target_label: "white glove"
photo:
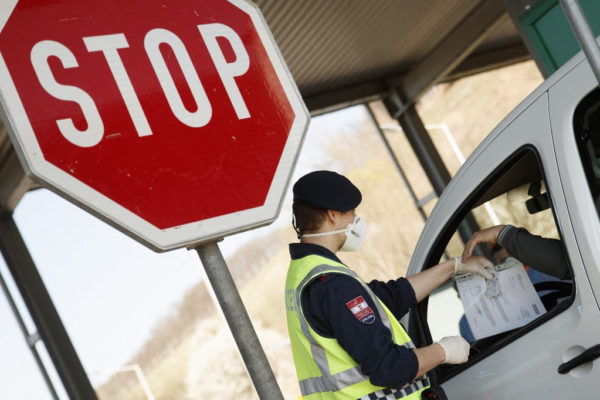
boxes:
[454,256,493,280]
[436,336,470,364]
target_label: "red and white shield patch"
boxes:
[346,296,375,324]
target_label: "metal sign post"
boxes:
[195,241,283,400]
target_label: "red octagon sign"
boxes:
[0,0,309,250]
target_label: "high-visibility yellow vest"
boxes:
[285,254,430,400]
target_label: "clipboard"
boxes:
[455,258,547,340]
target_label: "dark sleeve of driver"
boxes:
[303,275,418,388]
[498,225,571,280]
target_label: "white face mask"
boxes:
[302,215,367,252]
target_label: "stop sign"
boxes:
[0,0,309,250]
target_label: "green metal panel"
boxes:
[521,0,600,75]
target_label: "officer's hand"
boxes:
[461,225,505,262]
[454,255,494,280]
[436,336,470,364]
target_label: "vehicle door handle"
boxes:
[557,344,600,374]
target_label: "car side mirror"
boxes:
[525,181,550,214]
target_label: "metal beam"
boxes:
[443,43,531,82]
[394,0,509,103]
[0,213,97,400]
[365,104,429,222]
[0,148,32,212]
[384,91,451,196]
[0,265,59,399]
[304,80,386,116]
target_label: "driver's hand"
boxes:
[461,225,506,262]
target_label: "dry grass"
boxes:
[97,60,545,400]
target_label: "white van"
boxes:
[407,49,600,399]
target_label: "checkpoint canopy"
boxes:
[0,0,309,251]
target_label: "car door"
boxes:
[405,55,600,399]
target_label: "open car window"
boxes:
[420,148,575,382]
[574,88,600,216]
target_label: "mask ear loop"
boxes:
[301,227,347,238]
[292,214,301,239]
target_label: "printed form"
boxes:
[455,258,546,340]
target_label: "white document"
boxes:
[455,258,547,340]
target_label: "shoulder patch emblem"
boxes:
[346,296,375,324]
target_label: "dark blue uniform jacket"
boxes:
[289,243,419,388]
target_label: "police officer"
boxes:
[285,170,493,400]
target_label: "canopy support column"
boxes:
[0,213,97,400]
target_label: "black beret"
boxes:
[293,170,361,211]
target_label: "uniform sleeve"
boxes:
[367,277,417,320]
[498,225,571,280]
[302,275,418,388]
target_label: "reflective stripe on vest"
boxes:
[291,263,429,398]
